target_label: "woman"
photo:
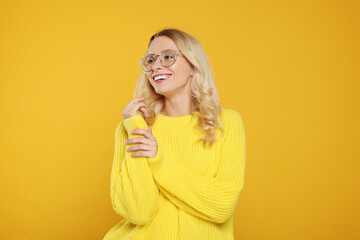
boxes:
[103,28,246,240]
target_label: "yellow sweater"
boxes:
[103,108,246,240]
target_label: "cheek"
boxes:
[176,67,192,81]
[146,74,152,82]
[175,61,193,77]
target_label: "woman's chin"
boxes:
[154,86,167,94]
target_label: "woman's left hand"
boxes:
[124,126,158,158]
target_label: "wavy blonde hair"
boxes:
[133,28,224,148]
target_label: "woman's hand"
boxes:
[122,97,149,120]
[124,126,158,158]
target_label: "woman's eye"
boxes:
[147,59,154,64]
[164,54,174,59]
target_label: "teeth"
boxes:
[154,75,170,81]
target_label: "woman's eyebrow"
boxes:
[148,49,176,55]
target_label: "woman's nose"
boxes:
[151,56,163,70]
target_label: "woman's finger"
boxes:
[132,101,146,110]
[125,137,150,145]
[139,106,149,118]
[130,151,152,158]
[131,129,155,140]
[131,97,145,102]
[134,102,147,112]
[126,144,152,152]
[127,97,145,108]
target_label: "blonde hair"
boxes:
[133,28,224,148]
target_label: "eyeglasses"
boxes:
[139,50,183,72]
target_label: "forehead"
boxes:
[147,36,179,55]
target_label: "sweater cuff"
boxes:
[123,114,148,137]
[147,144,169,177]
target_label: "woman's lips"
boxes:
[154,74,172,84]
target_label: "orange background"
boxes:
[0,0,359,239]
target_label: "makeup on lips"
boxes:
[153,74,172,84]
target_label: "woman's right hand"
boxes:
[122,97,149,120]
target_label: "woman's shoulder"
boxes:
[218,108,245,142]
[220,108,244,126]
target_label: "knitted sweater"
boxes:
[103,108,246,240]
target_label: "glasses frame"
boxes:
[139,50,183,72]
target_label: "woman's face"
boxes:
[145,36,194,97]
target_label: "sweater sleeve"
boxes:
[147,111,246,224]
[110,114,159,225]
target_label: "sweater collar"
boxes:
[155,112,199,129]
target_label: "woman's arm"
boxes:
[147,111,246,224]
[110,114,159,225]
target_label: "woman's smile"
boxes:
[154,74,172,84]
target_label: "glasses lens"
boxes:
[141,55,155,71]
[161,51,176,67]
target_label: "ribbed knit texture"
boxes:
[103,108,246,240]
